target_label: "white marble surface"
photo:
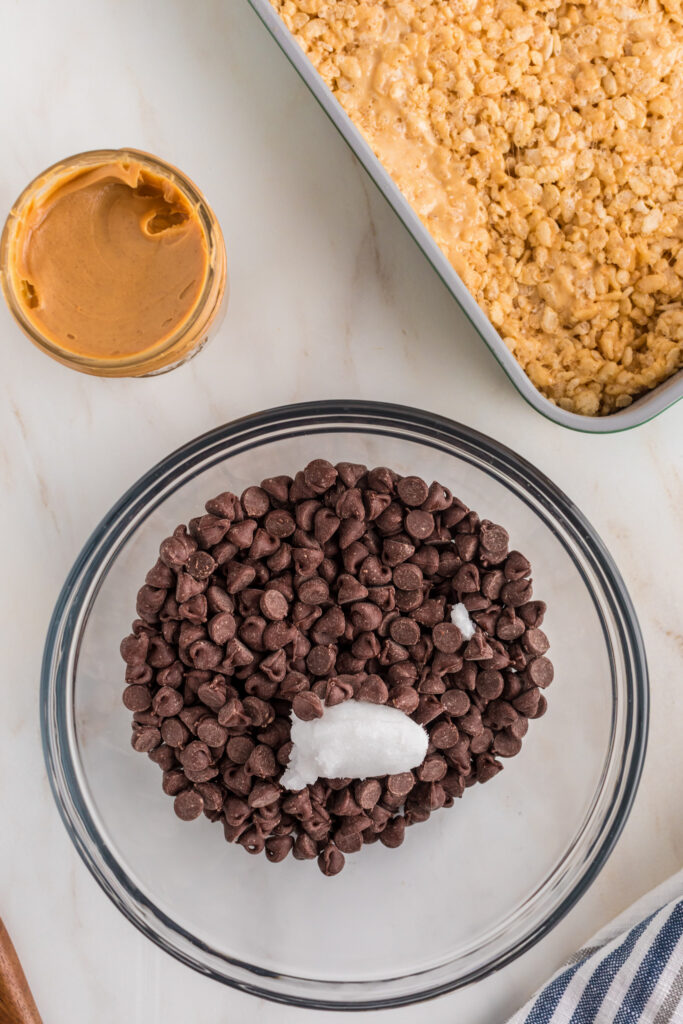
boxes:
[1,1,681,1021]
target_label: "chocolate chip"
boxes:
[163,769,188,796]
[393,563,423,591]
[179,740,211,772]
[442,500,468,528]
[380,816,406,848]
[145,560,175,589]
[454,534,478,562]
[265,835,293,862]
[120,633,150,665]
[512,687,540,716]
[532,694,548,718]
[354,778,382,810]
[476,670,504,700]
[522,628,550,656]
[335,829,363,854]
[311,607,346,643]
[430,721,460,749]
[318,843,345,876]
[454,563,480,594]
[396,476,429,507]
[479,520,509,563]
[504,551,531,580]
[123,685,152,712]
[389,617,421,646]
[509,715,529,740]
[243,696,274,727]
[357,675,389,703]
[160,717,189,748]
[440,689,470,716]
[174,788,204,821]
[131,725,161,752]
[205,492,241,520]
[293,833,318,860]
[298,577,329,605]
[432,623,462,653]
[240,486,270,519]
[159,527,197,569]
[492,731,523,757]
[152,687,184,718]
[246,744,277,778]
[458,706,484,736]
[224,563,256,594]
[186,551,216,581]
[413,695,444,726]
[258,589,288,621]
[265,509,296,538]
[417,756,447,782]
[292,692,324,721]
[412,598,445,628]
[463,633,493,661]
[525,657,554,688]
[191,515,231,548]
[136,585,167,622]
[322,677,352,707]
[496,608,525,641]
[339,519,366,551]
[239,829,266,855]
[304,459,338,493]
[366,466,396,493]
[409,546,439,576]
[307,644,337,676]
[518,601,546,627]
[386,685,417,714]
[196,717,228,747]
[358,556,392,587]
[382,538,416,566]
[126,662,154,686]
[259,475,291,504]
[333,574,365,605]
[469,728,493,754]
[248,782,281,808]
[475,753,502,783]
[363,490,391,521]
[501,578,534,607]
[405,510,435,540]
[485,699,518,731]
[336,488,365,521]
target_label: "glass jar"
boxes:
[1,148,227,377]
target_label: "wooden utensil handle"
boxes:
[0,919,42,1024]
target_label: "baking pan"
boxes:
[247,0,683,433]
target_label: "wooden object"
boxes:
[0,919,42,1024]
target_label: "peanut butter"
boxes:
[6,156,210,361]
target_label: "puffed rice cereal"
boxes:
[271,0,683,415]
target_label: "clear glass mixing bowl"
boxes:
[41,401,648,1009]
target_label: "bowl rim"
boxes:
[40,399,649,1010]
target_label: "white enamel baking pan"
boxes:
[247,0,683,433]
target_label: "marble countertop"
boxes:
[1,1,681,1021]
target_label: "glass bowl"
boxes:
[41,401,648,1009]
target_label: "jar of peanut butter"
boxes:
[1,149,227,376]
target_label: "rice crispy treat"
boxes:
[271,0,683,415]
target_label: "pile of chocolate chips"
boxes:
[120,460,552,875]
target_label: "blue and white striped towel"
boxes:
[507,871,683,1024]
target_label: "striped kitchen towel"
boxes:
[507,870,683,1024]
